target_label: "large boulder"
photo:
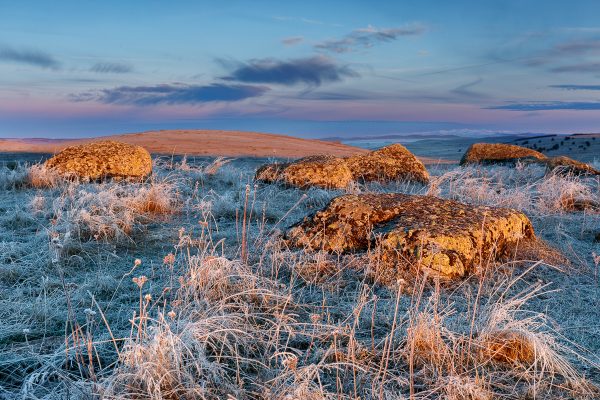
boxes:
[460,143,546,165]
[286,193,535,278]
[45,140,152,181]
[545,156,600,176]
[346,144,429,184]
[255,144,429,189]
[255,155,352,189]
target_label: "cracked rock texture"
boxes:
[45,140,152,181]
[286,193,535,278]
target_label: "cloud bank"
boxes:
[222,56,358,86]
[488,101,600,111]
[72,83,269,106]
[549,84,600,90]
[550,62,600,73]
[0,46,60,69]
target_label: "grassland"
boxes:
[0,154,599,399]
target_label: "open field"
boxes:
[0,151,599,399]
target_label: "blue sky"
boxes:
[2,0,600,138]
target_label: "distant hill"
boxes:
[342,132,599,163]
[510,133,599,163]
[0,129,369,159]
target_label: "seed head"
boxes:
[163,253,176,265]
[310,313,321,324]
[132,275,148,288]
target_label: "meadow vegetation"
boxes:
[0,155,599,399]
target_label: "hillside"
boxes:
[0,129,368,159]
[510,133,600,162]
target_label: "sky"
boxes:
[2,0,600,138]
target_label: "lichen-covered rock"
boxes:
[255,144,428,189]
[284,156,353,189]
[545,156,600,176]
[286,193,535,278]
[45,140,152,180]
[256,155,353,189]
[346,144,429,184]
[460,143,547,165]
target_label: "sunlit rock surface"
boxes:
[255,155,352,189]
[286,193,535,278]
[346,144,429,184]
[256,144,428,188]
[45,140,152,181]
[460,143,546,165]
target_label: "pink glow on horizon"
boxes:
[2,96,600,134]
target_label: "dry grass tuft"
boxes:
[27,164,65,188]
[407,311,451,368]
[477,329,535,365]
[203,156,232,175]
[293,252,340,284]
[101,255,293,399]
[129,180,180,215]
[441,375,493,400]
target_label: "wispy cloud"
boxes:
[516,39,600,70]
[90,62,133,73]
[296,90,369,101]
[550,62,600,73]
[221,56,358,86]
[272,16,341,27]
[315,24,426,53]
[551,39,600,56]
[71,83,269,106]
[549,84,600,90]
[487,101,600,111]
[0,45,60,69]
[561,27,600,34]
[450,78,489,99]
[282,36,304,46]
